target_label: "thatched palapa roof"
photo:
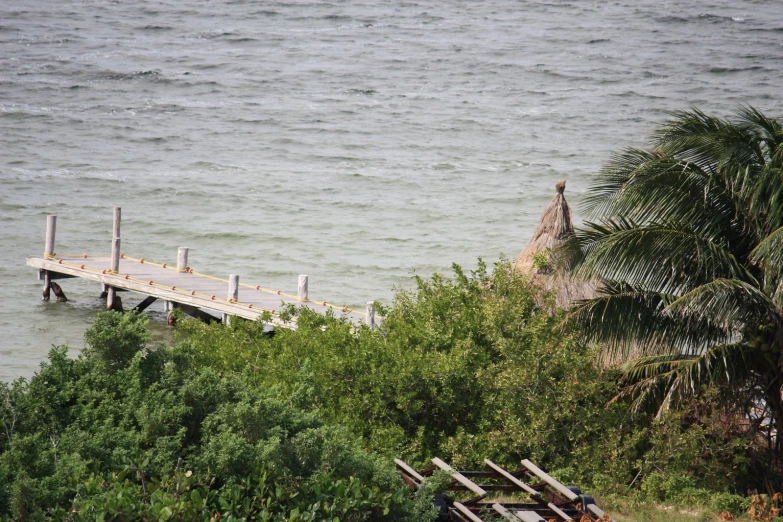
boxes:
[513,180,598,308]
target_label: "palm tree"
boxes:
[562,107,783,464]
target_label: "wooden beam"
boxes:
[42,272,51,301]
[520,459,578,502]
[514,511,545,522]
[39,270,76,280]
[44,215,56,258]
[484,459,541,498]
[432,457,487,500]
[133,296,158,313]
[449,485,536,492]
[394,459,425,483]
[177,303,220,324]
[492,503,521,521]
[453,502,484,522]
[547,503,573,520]
[450,511,473,522]
[166,302,177,326]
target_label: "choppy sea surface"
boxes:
[1,0,780,381]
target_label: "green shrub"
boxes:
[177,261,631,480]
[0,335,412,519]
[72,467,408,522]
[83,310,151,371]
[708,492,747,516]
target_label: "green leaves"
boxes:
[83,310,152,371]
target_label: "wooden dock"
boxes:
[26,208,376,329]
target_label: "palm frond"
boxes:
[665,278,774,332]
[565,282,732,359]
[750,226,783,303]
[654,108,763,171]
[749,165,783,235]
[735,105,783,155]
[566,107,783,430]
[582,150,740,235]
[569,219,752,294]
[581,148,670,215]
[611,343,755,415]
[751,225,783,276]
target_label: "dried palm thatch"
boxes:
[514,180,598,309]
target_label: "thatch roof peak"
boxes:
[514,180,573,273]
[514,180,597,308]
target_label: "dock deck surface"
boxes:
[27,254,367,327]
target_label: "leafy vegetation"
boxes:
[0,312,413,521]
[1,258,775,520]
[177,261,627,472]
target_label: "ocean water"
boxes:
[1,0,780,381]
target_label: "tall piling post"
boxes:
[42,215,57,300]
[365,301,376,330]
[177,247,189,272]
[223,274,239,324]
[298,275,308,301]
[107,207,121,311]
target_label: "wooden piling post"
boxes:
[107,206,121,311]
[223,274,239,324]
[298,275,308,301]
[44,215,56,258]
[42,215,56,300]
[365,301,376,330]
[177,247,189,272]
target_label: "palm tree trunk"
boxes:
[768,386,783,468]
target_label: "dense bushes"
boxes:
[177,261,630,473]
[0,313,413,520]
[0,261,776,519]
[177,262,769,495]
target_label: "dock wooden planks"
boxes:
[28,209,380,328]
[28,254,368,327]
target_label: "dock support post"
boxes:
[172,246,188,321]
[177,247,189,272]
[365,301,376,330]
[223,274,239,324]
[107,206,121,311]
[42,215,56,301]
[298,275,308,301]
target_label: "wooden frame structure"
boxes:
[395,457,615,521]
